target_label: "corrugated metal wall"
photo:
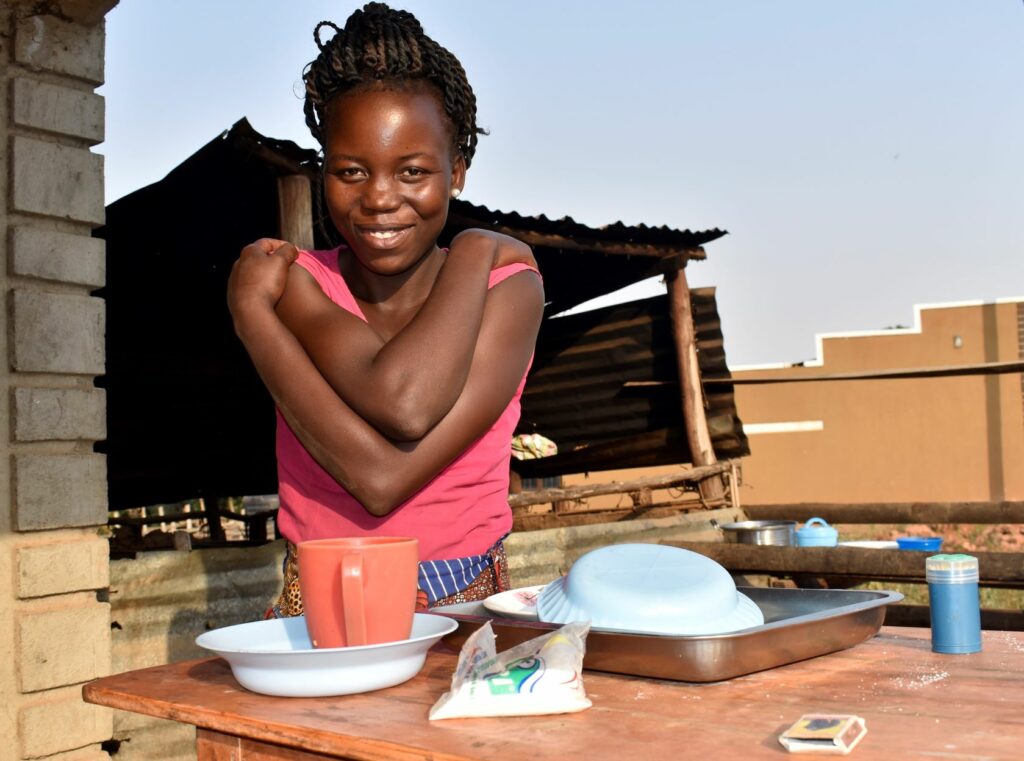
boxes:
[516,287,749,478]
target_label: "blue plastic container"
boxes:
[796,517,838,547]
[536,544,765,635]
[897,536,943,552]
[926,554,981,654]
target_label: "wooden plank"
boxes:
[745,501,1024,524]
[196,729,240,761]
[277,175,314,250]
[884,604,1024,632]
[512,504,718,533]
[84,630,1024,761]
[199,729,354,760]
[665,541,1024,583]
[507,460,735,508]
[665,260,724,501]
[205,497,226,543]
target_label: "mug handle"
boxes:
[341,555,367,647]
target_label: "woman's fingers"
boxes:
[228,238,301,315]
[240,237,293,258]
[270,241,300,265]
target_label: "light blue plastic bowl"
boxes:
[536,543,764,636]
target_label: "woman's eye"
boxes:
[401,167,429,178]
[335,167,364,180]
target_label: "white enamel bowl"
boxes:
[195,613,457,697]
[537,544,764,636]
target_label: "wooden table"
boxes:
[84,627,1024,760]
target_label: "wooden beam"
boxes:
[203,497,226,543]
[665,259,725,501]
[507,460,736,508]
[885,604,1024,632]
[513,507,743,534]
[277,174,314,250]
[513,505,727,533]
[665,541,1024,584]
[745,501,1024,524]
[625,359,1024,387]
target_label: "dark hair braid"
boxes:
[303,2,483,167]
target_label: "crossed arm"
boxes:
[227,231,544,515]
[274,229,533,440]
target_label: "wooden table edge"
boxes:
[83,657,476,761]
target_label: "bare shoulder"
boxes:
[453,227,532,254]
[275,257,335,329]
[485,263,545,324]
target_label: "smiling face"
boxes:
[322,84,465,276]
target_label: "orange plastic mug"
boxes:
[297,537,419,648]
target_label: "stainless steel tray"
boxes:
[438,586,903,682]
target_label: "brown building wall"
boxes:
[559,299,1024,508]
[734,299,1024,504]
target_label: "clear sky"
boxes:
[100,1,1024,366]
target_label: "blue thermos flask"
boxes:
[926,554,981,654]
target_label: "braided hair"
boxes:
[303,3,484,168]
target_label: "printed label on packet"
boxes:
[429,621,591,720]
[484,655,543,696]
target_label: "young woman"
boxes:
[227,3,544,614]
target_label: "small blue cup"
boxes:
[796,517,838,547]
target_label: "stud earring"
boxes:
[450,188,461,199]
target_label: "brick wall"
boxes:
[1,3,117,759]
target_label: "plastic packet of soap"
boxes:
[428,620,591,720]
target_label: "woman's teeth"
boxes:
[368,229,401,240]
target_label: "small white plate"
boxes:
[195,613,457,697]
[482,585,546,621]
[838,540,900,550]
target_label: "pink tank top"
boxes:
[275,248,537,561]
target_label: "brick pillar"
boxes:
[1,2,118,758]
[1018,303,1023,429]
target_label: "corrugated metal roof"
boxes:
[216,119,728,315]
[447,201,725,256]
[213,119,727,255]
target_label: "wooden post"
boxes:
[664,254,726,502]
[277,174,314,250]
[203,497,226,543]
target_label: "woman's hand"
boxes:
[227,238,300,318]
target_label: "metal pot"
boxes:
[715,520,797,546]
